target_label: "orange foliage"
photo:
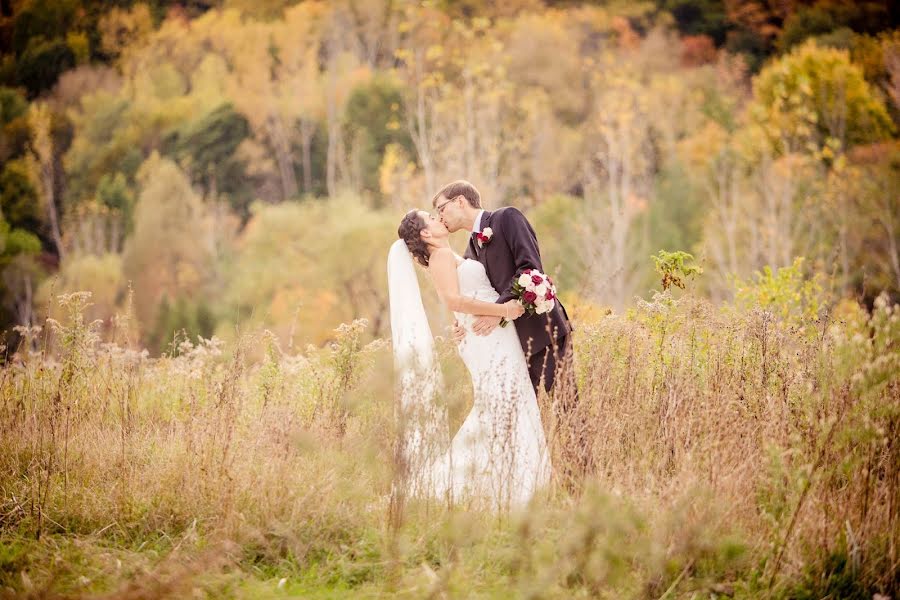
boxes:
[680,34,718,67]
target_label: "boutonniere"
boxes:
[476,227,493,248]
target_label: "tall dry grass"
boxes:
[0,284,898,598]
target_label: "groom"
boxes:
[432,180,577,402]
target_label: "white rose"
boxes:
[482,227,493,238]
[535,283,547,297]
[517,273,531,287]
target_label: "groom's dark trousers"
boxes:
[527,332,576,398]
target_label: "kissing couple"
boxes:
[388,180,581,510]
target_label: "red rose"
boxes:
[522,291,538,304]
[531,274,544,285]
[545,290,554,300]
[523,269,532,275]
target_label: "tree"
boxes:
[0,215,43,328]
[217,4,331,200]
[392,3,453,195]
[343,74,412,200]
[328,0,404,69]
[0,86,27,124]
[683,120,819,298]
[582,57,657,310]
[679,120,745,298]
[15,38,76,97]
[395,11,527,203]
[663,0,730,45]
[749,40,894,159]
[122,154,213,336]
[27,102,64,260]
[164,102,251,203]
[778,0,893,52]
[97,3,154,60]
[224,195,395,346]
[0,159,43,233]
[10,0,80,56]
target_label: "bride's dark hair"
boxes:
[398,210,431,267]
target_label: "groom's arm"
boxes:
[495,207,543,304]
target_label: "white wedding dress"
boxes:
[388,240,551,511]
[424,256,552,509]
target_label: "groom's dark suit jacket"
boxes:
[463,207,572,358]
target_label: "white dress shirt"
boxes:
[472,209,485,233]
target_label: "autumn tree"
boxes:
[122,154,213,338]
[582,56,657,309]
[748,40,894,160]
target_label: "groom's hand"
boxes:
[472,315,501,336]
[450,320,466,345]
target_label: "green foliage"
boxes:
[779,4,845,52]
[122,153,213,336]
[64,91,139,204]
[778,0,892,53]
[343,76,412,201]
[14,37,77,97]
[648,163,705,257]
[0,158,43,232]
[3,228,42,256]
[224,195,396,345]
[651,250,702,291]
[780,550,870,600]
[164,102,251,195]
[149,295,216,355]
[94,171,135,230]
[0,87,28,125]
[0,213,43,261]
[10,0,81,56]
[527,194,585,294]
[662,0,729,45]
[66,31,91,65]
[734,257,826,327]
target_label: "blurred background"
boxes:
[0,0,898,354]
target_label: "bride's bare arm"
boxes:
[428,248,524,319]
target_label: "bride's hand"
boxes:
[504,300,525,320]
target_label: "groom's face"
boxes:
[435,195,466,233]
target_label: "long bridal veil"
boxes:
[387,240,448,496]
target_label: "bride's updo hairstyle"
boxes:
[398,210,431,267]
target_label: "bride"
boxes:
[389,209,551,510]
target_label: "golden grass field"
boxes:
[1,283,898,598]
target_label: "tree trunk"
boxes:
[41,150,64,261]
[266,114,299,201]
[406,51,435,194]
[300,119,314,194]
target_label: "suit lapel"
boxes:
[466,210,492,260]
[475,211,493,278]
[465,233,478,260]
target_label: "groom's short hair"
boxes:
[432,180,481,209]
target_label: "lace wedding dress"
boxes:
[388,241,551,510]
[427,256,552,509]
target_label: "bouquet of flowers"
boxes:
[501,269,557,327]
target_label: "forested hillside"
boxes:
[0,0,898,352]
